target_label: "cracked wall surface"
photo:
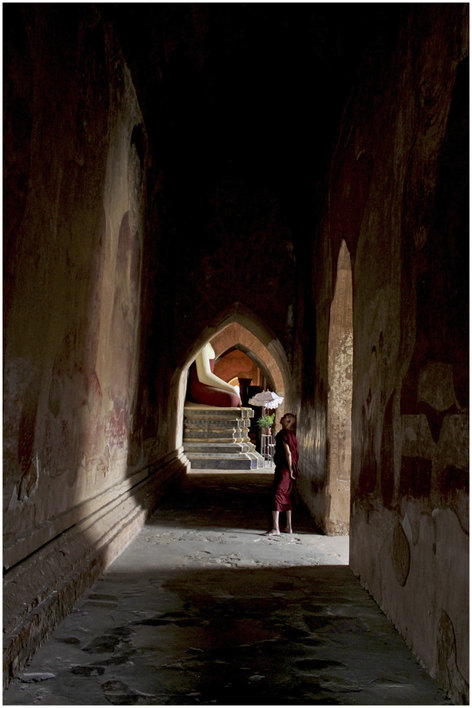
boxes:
[3,6,189,683]
[293,6,468,702]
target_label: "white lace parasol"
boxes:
[248,390,284,409]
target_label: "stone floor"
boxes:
[4,470,450,705]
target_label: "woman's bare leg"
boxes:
[264,510,280,535]
[284,510,293,533]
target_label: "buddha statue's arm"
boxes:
[195,343,240,396]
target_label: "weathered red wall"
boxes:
[213,350,260,386]
[3,7,298,681]
[295,6,468,702]
[3,6,188,682]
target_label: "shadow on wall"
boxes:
[2,9,182,685]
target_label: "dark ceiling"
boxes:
[104,3,409,236]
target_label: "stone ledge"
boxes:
[185,455,260,470]
[184,430,249,445]
[3,464,159,571]
[184,442,256,453]
[3,450,189,688]
[183,405,263,470]
[184,419,250,429]
[185,451,265,470]
[184,405,254,419]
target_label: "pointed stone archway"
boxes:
[211,322,285,401]
[173,303,292,452]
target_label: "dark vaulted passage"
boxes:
[3,3,469,704]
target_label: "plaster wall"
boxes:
[296,224,331,528]
[3,7,188,683]
[3,7,141,568]
[326,242,353,534]
[297,6,468,701]
[213,349,260,386]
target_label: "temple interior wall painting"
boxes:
[3,4,468,702]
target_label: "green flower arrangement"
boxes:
[256,413,275,430]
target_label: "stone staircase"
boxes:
[183,404,265,470]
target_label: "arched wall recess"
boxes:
[326,240,353,534]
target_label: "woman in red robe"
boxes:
[265,413,299,535]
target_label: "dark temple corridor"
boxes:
[4,472,450,705]
[3,3,468,705]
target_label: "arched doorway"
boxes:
[174,305,291,453]
[210,320,286,400]
[326,240,353,534]
[213,347,267,392]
